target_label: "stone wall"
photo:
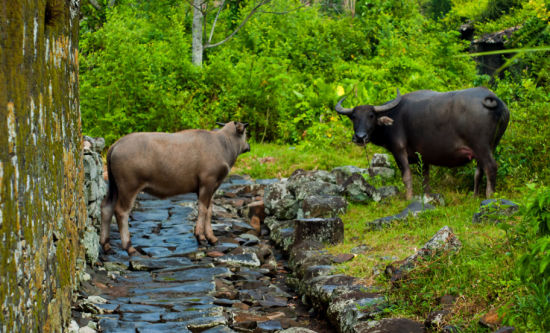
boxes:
[0,1,85,332]
[82,136,107,264]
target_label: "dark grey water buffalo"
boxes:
[335,87,509,199]
[100,121,250,255]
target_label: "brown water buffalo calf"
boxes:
[335,87,510,199]
[100,121,250,255]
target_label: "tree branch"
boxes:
[204,0,271,49]
[185,0,210,15]
[88,0,103,11]
[208,0,226,44]
[258,4,307,14]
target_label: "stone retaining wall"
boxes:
[82,137,107,264]
[0,1,85,331]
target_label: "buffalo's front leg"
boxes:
[422,164,431,194]
[394,150,413,200]
[196,184,215,244]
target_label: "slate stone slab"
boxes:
[264,182,299,220]
[473,199,519,223]
[331,166,369,185]
[131,281,215,296]
[366,201,435,230]
[354,318,425,333]
[130,209,169,222]
[257,320,283,332]
[135,199,173,210]
[137,323,191,333]
[294,217,344,246]
[154,267,232,282]
[388,226,461,283]
[298,195,348,219]
[215,253,261,267]
[342,173,376,202]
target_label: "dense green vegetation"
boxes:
[79,0,549,331]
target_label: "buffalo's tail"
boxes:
[483,95,510,149]
[104,145,118,205]
[482,96,498,109]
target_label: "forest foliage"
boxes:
[79,0,549,187]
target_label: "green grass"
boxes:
[234,143,536,331]
[231,141,372,179]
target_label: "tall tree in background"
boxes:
[191,0,272,66]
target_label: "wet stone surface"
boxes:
[72,176,333,333]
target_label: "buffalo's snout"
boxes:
[243,143,251,153]
[352,133,368,145]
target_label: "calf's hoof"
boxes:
[102,242,113,254]
[127,246,138,256]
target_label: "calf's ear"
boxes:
[235,122,246,134]
[377,116,394,126]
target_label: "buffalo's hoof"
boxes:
[195,234,208,247]
[102,243,114,254]
[207,235,218,245]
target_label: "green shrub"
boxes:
[503,185,550,331]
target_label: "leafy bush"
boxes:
[79,0,478,146]
[481,0,522,21]
[502,185,550,331]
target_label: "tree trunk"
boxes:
[192,0,204,66]
[0,0,86,331]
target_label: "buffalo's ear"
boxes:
[235,122,246,134]
[377,116,394,126]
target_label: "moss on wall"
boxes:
[0,0,85,331]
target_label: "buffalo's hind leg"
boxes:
[204,202,218,244]
[195,184,214,245]
[114,190,139,255]
[483,156,497,198]
[475,149,498,198]
[473,161,483,197]
[100,195,115,253]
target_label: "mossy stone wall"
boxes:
[0,0,85,331]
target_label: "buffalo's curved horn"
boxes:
[216,122,226,127]
[335,96,353,115]
[373,88,402,112]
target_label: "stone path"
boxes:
[72,176,332,333]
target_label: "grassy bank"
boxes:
[234,142,548,332]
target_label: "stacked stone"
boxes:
[82,136,108,264]
[264,154,398,252]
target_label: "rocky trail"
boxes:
[71,176,333,333]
